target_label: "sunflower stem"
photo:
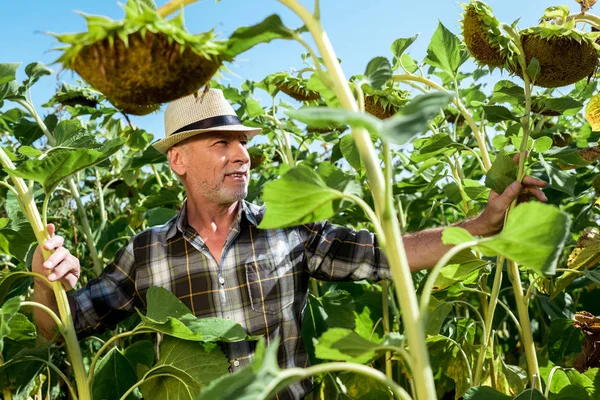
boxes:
[157,0,199,18]
[278,1,436,399]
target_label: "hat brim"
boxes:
[152,125,262,154]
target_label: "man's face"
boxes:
[170,131,250,205]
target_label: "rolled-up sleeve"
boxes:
[68,241,141,339]
[300,221,390,281]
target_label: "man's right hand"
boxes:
[33,224,80,290]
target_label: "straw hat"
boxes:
[152,88,262,154]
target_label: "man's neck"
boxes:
[185,196,241,240]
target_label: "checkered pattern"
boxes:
[68,201,390,399]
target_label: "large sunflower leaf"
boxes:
[140,336,229,400]
[225,15,295,59]
[259,165,347,229]
[92,348,138,400]
[5,137,125,194]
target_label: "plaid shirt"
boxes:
[68,200,390,399]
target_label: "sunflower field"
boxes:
[1,0,600,399]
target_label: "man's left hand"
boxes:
[473,176,548,236]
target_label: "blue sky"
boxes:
[1,0,555,142]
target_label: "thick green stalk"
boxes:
[473,256,505,385]
[0,148,91,400]
[278,1,436,398]
[382,281,393,378]
[501,23,542,390]
[16,99,103,275]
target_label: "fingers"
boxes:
[49,255,79,284]
[491,181,522,212]
[43,234,64,252]
[522,176,547,188]
[522,186,548,202]
[46,223,55,237]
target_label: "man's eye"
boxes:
[241,141,248,146]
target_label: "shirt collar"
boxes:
[165,199,265,240]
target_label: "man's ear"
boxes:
[168,146,187,176]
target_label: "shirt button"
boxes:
[233,360,240,367]
[226,316,231,319]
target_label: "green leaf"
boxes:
[53,119,94,148]
[424,22,467,77]
[301,294,329,365]
[547,318,585,364]
[92,348,138,400]
[399,54,419,73]
[0,297,20,352]
[479,202,571,275]
[433,252,489,291]
[545,368,599,399]
[18,146,42,158]
[0,63,20,86]
[286,107,380,134]
[315,328,404,364]
[259,166,346,228]
[0,227,34,263]
[340,134,363,172]
[140,190,180,210]
[5,138,126,194]
[6,313,36,343]
[307,73,341,108]
[514,389,546,400]
[140,336,229,400]
[380,91,453,144]
[485,151,518,194]
[391,34,419,59]
[425,297,452,335]
[364,57,392,90]
[123,340,155,371]
[22,62,51,92]
[145,286,193,322]
[442,227,476,245]
[12,118,44,146]
[198,338,298,400]
[527,58,541,82]
[490,81,525,105]
[483,105,520,123]
[534,137,553,153]
[225,15,295,59]
[141,287,253,342]
[146,208,178,226]
[129,145,166,169]
[0,271,33,305]
[539,154,576,197]
[463,386,511,400]
[411,134,457,163]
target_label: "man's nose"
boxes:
[232,141,250,164]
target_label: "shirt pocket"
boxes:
[245,258,293,315]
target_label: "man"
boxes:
[32,89,547,399]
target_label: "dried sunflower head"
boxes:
[511,19,600,88]
[461,1,514,68]
[51,0,227,108]
[44,82,100,108]
[363,87,410,120]
[267,72,321,102]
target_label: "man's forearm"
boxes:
[402,218,487,271]
[33,278,62,340]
